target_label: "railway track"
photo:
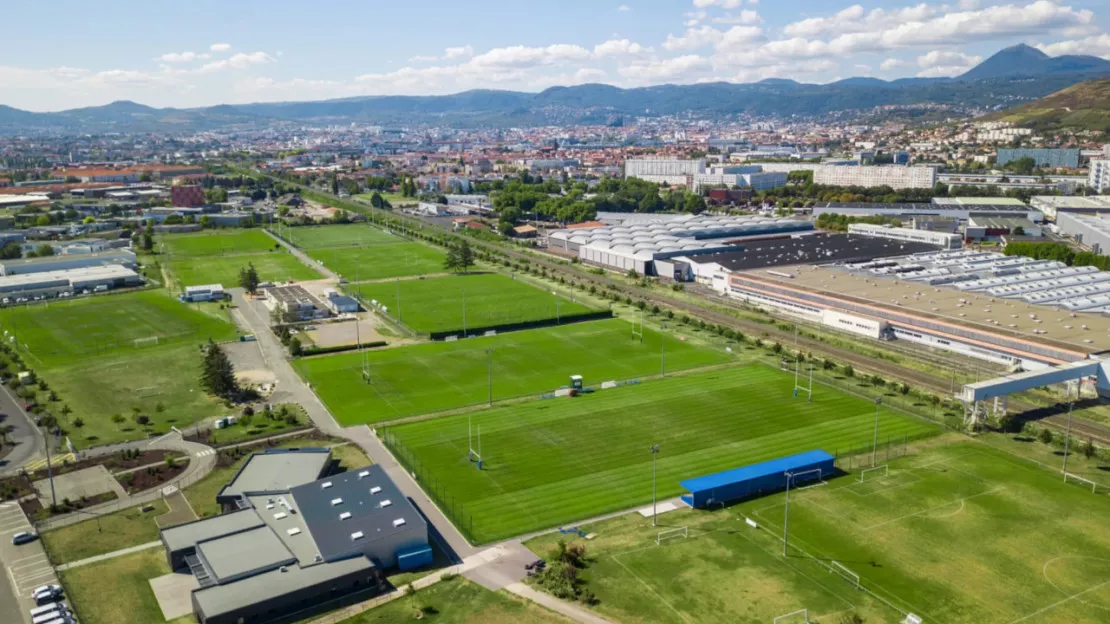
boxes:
[272,175,1110,444]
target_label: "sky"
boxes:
[2,0,1109,111]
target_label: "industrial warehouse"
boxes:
[158,448,430,624]
[0,248,141,301]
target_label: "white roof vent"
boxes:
[379,499,392,508]
[274,512,287,520]
[393,518,406,527]
[351,531,365,540]
[369,486,382,495]
[339,511,352,520]
[286,527,301,536]
[331,498,343,506]
[358,470,370,479]
[322,482,333,489]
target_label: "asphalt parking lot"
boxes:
[0,501,59,623]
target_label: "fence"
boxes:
[379,428,475,543]
[428,310,614,341]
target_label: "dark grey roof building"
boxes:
[159,449,431,624]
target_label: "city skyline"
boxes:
[2,0,1109,111]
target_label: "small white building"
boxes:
[182,284,227,303]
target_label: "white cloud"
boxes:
[469,44,591,69]
[593,39,653,58]
[853,64,872,74]
[879,58,910,71]
[1036,34,1110,59]
[693,0,744,8]
[157,51,210,63]
[209,43,232,52]
[443,45,475,60]
[712,9,763,25]
[199,52,275,73]
[618,54,711,82]
[618,4,632,11]
[664,26,725,51]
[915,49,982,77]
[684,10,707,27]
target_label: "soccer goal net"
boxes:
[773,609,810,624]
[831,561,861,589]
[133,336,160,348]
[858,465,889,483]
[1064,472,1099,493]
[656,526,688,545]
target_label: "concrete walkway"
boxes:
[265,229,340,281]
[506,583,614,624]
[54,540,162,571]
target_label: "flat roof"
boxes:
[247,494,319,565]
[198,525,295,583]
[192,556,374,618]
[218,448,331,499]
[160,509,265,553]
[291,465,426,563]
[739,264,1110,355]
[680,450,834,493]
[265,284,321,305]
[690,234,937,272]
[0,249,134,269]
[934,197,1028,206]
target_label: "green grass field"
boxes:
[338,576,568,624]
[360,273,600,335]
[526,437,1110,624]
[43,500,169,564]
[60,548,191,624]
[159,230,322,287]
[387,365,938,543]
[307,243,446,282]
[0,290,240,446]
[283,224,402,249]
[297,319,730,424]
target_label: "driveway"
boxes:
[0,383,45,476]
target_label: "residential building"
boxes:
[624,158,706,186]
[172,184,206,208]
[813,165,937,190]
[1090,159,1110,193]
[997,148,1081,169]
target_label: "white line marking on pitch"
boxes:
[862,487,1003,531]
[611,554,694,623]
[1007,579,1110,624]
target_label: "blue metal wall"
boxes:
[681,456,834,508]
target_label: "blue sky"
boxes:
[2,0,1109,111]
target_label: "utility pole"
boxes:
[872,397,882,467]
[650,444,660,527]
[1062,400,1075,478]
[42,425,56,508]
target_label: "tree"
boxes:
[288,336,303,356]
[1038,427,1054,445]
[457,240,475,273]
[443,246,461,273]
[141,233,154,252]
[0,243,21,260]
[238,262,260,294]
[73,417,84,428]
[34,244,55,257]
[135,414,150,427]
[110,413,124,429]
[1083,437,1096,459]
[200,340,239,399]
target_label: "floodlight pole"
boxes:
[462,288,467,337]
[872,397,882,467]
[650,444,660,527]
[808,364,813,403]
[660,323,667,377]
[396,279,402,324]
[782,471,792,556]
[486,348,494,407]
[42,425,56,508]
[553,291,561,324]
[639,308,644,343]
[1062,400,1075,479]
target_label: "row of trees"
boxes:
[1003,241,1110,271]
[443,240,476,273]
[815,212,903,231]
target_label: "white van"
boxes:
[29,603,63,619]
[32,612,69,624]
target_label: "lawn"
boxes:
[360,272,601,335]
[159,229,322,287]
[43,500,168,564]
[60,548,191,624]
[387,365,939,543]
[331,443,372,471]
[0,290,241,447]
[298,319,731,424]
[526,438,1110,624]
[338,576,569,623]
[283,224,402,249]
[307,242,446,282]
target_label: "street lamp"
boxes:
[650,444,660,527]
[871,397,882,467]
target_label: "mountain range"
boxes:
[2,44,1109,134]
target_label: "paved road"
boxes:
[228,288,477,560]
[265,229,340,281]
[0,383,45,476]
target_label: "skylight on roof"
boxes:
[322,481,333,489]
[339,511,352,520]
[331,497,343,506]
[274,512,287,520]
[286,528,301,536]
[393,518,406,527]
[369,486,382,495]
[358,470,370,478]
[379,499,392,508]
[351,531,364,540]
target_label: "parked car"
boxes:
[31,584,62,600]
[11,531,38,545]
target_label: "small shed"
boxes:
[679,450,834,508]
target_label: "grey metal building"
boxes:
[0,249,136,276]
[159,450,431,624]
[1057,212,1110,256]
[997,148,1081,169]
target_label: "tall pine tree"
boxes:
[200,340,239,399]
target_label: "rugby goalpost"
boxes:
[632,309,645,344]
[1064,472,1098,493]
[468,413,483,470]
[793,357,813,403]
[656,526,688,545]
[858,464,889,483]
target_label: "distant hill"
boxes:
[3,43,1110,133]
[983,78,1110,132]
[960,44,1110,80]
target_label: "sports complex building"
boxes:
[159,448,430,624]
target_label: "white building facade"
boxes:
[813,165,937,190]
[1090,159,1110,193]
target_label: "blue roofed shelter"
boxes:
[679,450,835,508]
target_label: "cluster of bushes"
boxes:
[531,541,597,606]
